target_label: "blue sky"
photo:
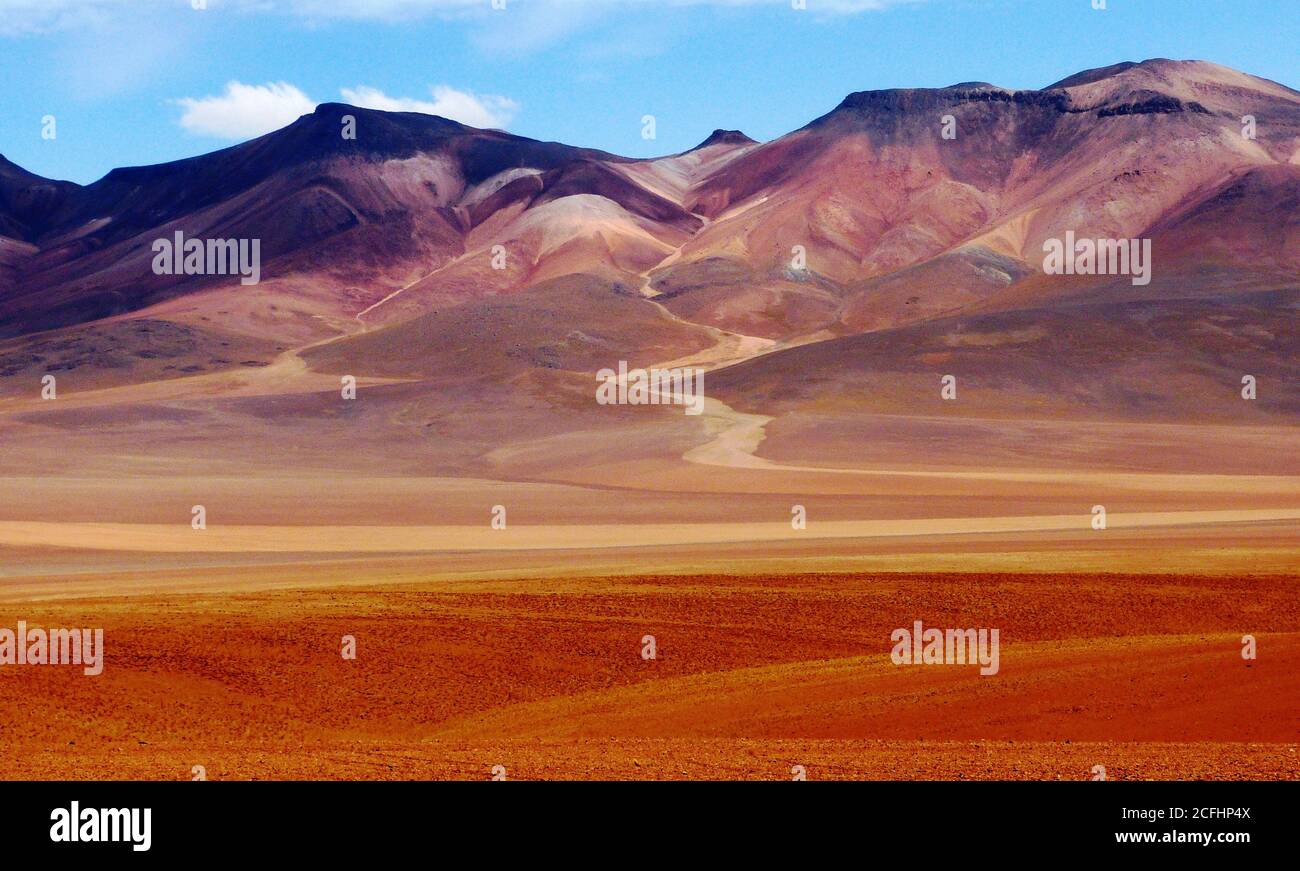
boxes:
[2,0,1296,184]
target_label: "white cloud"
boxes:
[173,81,519,139]
[175,81,316,139]
[339,85,519,128]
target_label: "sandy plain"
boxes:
[0,282,1296,780]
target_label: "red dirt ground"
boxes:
[1,571,1295,780]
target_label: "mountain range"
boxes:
[1,58,1297,425]
[3,58,1299,785]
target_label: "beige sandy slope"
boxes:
[667,330,1299,496]
[3,534,1297,603]
[684,396,1300,493]
[0,291,1293,589]
[0,328,413,413]
[1,508,1297,554]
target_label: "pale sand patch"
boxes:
[963,208,1039,260]
[1,508,1297,554]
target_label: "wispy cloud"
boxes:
[174,81,520,139]
[340,85,519,128]
[282,0,919,17]
[175,81,316,139]
[290,0,918,12]
[0,0,920,36]
[0,0,120,36]
[51,12,194,98]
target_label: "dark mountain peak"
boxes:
[312,101,360,117]
[810,85,1067,129]
[0,153,41,183]
[31,102,633,251]
[0,154,79,190]
[0,154,81,241]
[692,129,756,150]
[87,103,479,191]
[306,102,470,136]
[806,59,1271,131]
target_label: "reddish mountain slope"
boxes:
[659,60,1300,338]
[0,59,1296,426]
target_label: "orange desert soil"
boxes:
[1,571,1295,780]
